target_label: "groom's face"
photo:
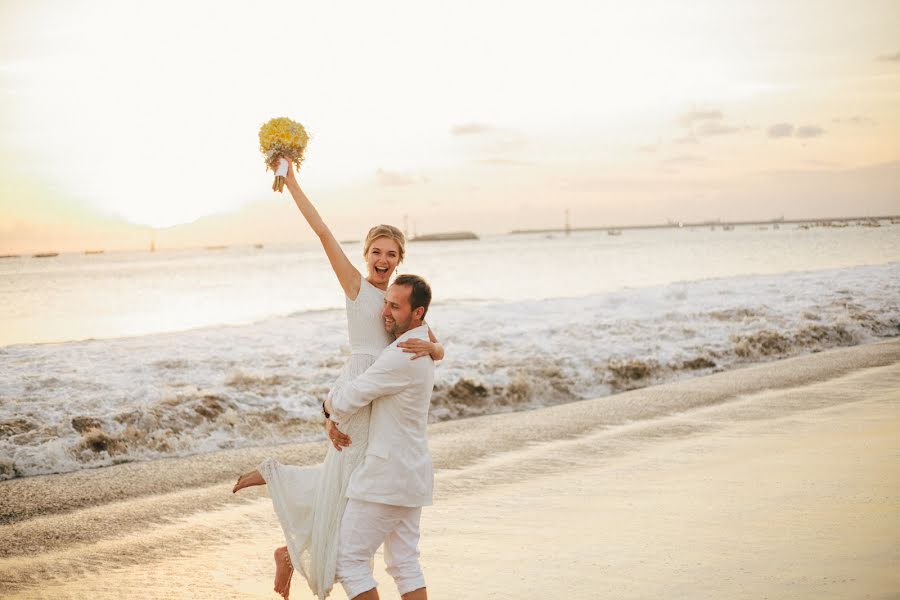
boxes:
[382,283,415,338]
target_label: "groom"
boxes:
[324,274,435,600]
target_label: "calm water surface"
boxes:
[2,224,898,346]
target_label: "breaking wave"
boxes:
[1,262,898,480]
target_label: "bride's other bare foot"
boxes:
[232,469,265,493]
[274,545,293,598]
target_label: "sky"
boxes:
[1,0,898,252]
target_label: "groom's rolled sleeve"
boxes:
[328,348,411,424]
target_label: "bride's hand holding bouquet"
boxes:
[259,117,309,192]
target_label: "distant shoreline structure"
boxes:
[411,231,479,242]
[511,215,900,235]
[3,216,896,258]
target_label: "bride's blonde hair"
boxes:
[363,224,406,263]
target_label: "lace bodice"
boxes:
[346,277,391,356]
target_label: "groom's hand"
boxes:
[325,419,352,451]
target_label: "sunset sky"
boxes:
[1,0,898,252]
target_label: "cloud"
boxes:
[801,159,841,169]
[876,51,900,62]
[452,123,529,161]
[679,110,723,128]
[677,108,743,138]
[768,123,795,138]
[662,154,706,166]
[833,115,876,126]
[450,122,496,136]
[767,122,824,139]
[795,125,824,138]
[375,168,422,187]
[695,121,741,137]
[674,134,699,145]
[472,158,534,166]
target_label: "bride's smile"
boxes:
[365,237,401,289]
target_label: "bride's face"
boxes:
[365,237,401,287]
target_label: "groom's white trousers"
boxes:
[336,498,426,598]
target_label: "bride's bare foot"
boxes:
[232,469,265,493]
[274,545,293,599]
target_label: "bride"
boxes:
[232,159,443,599]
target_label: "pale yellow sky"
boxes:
[1,0,898,252]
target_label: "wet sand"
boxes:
[1,339,899,599]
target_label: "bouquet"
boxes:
[259,117,309,192]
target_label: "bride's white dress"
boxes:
[258,278,391,598]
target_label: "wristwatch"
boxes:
[322,401,331,420]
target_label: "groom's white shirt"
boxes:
[328,324,435,508]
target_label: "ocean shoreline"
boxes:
[1,337,898,598]
[0,336,895,513]
[4,337,900,520]
[3,259,898,482]
[3,338,899,525]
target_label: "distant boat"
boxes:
[32,252,59,258]
[253,243,264,249]
[411,231,478,242]
[340,239,359,245]
[0,254,20,259]
[84,249,105,255]
[722,225,734,231]
[607,229,622,236]
[205,245,227,250]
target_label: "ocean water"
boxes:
[1,223,899,479]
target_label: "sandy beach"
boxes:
[2,339,899,599]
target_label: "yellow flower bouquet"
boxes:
[259,117,309,192]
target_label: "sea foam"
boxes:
[1,262,898,480]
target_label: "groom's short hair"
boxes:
[393,274,431,318]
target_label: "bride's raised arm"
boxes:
[283,161,362,299]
